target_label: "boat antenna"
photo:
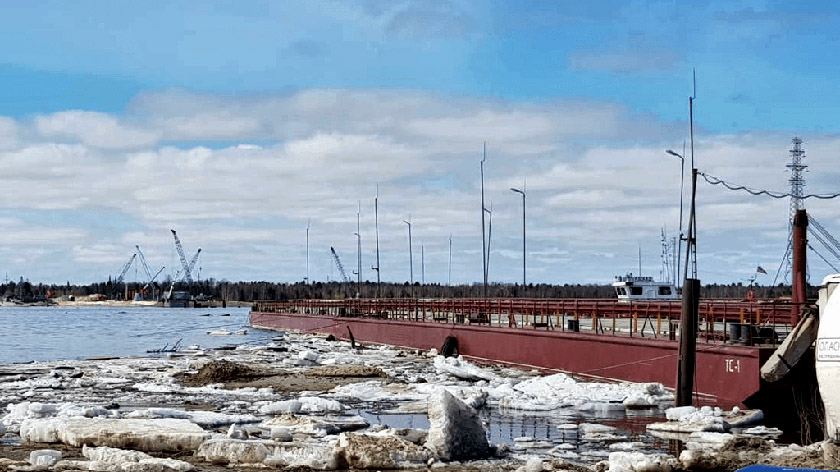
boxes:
[638,244,642,277]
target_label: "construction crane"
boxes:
[330,247,350,283]
[171,229,200,283]
[135,245,155,282]
[187,248,201,281]
[115,253,137,285]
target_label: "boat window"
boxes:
[615,287,626,296]
[659,286,672,295]
[630,287,643,296]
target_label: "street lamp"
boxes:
[305,219,310,284]
[510,187,526,287]
[403,218,413,287]
[665,148,685,286]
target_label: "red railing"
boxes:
[252,297,796,346]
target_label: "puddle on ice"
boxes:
[356,404,670,455]
[356,409,430,430]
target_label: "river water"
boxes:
[0,305,275,364]
[0,304,674,456]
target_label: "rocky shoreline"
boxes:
[0,331,836,471]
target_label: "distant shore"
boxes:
[1,299,252,308]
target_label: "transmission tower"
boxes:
[777,137,807,283]
[787,137,807,224]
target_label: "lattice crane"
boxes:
[115,253,137,285]
[171,229,200,283]
[330,247,351,283]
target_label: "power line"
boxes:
[809,243,840,272]
[699,172,840,200]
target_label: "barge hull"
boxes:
[250,310,772,407]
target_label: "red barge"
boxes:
[251,212,816,409]
[251,296,801,408]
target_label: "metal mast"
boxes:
[786,137,807,277]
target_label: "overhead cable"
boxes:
[699,172,840,200]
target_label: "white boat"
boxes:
[816,273,840,440]
[612,273,679,301]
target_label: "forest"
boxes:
[0,277,811,303]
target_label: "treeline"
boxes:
[0,278,812,302]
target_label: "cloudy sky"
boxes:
[1,0,840,286]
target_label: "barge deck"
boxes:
[251,297,798,407]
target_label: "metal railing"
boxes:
[252,297,797,346]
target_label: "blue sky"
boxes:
[1,0,839,285]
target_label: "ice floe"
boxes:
[0,328,826,471]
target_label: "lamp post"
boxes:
[665,149,685,287]
[305,219,310,284]
[403,218,413,287]
[356,201,362,297]
[510,187,526,287]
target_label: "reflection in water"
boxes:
[357,404,669,455]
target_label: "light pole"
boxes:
[373,185,381,297]
[480,143,488,297]
[403,218,413,287]
[665,148,685,287]
[448,234,452,286]
[356,201,362,297]
[510,187,526,287]
[354,232,361,298]
[305,219,310,284]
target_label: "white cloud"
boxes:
[0,89,837,284]
[35,111,160,150]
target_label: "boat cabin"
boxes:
[613,274,679,301]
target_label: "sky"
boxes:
[1,0,840,286]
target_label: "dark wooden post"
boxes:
[676,277,700,406]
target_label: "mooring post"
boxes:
[791,209,808,327]
[677,277,700,406]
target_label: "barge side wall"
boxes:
[250,311,766,407]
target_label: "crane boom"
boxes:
[135,245,154,281]
[187,249,201,279]
[116,253,137,284]
[330,247,350,283]
[171,229,194,283]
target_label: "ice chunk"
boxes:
[195,438,270,465]
[433,356,495,381]
[270,427,292,441]
[665,405,696,421]
[29,449,61,467]
[264,438,340,470]
[259,400,302,415]
[424,388,492,461]
[82,445,193,471]
[337,432,432,469]
[299,350,319,362]
[298,396,344,413]
[21,418,209,452]
[608,451,677,471]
